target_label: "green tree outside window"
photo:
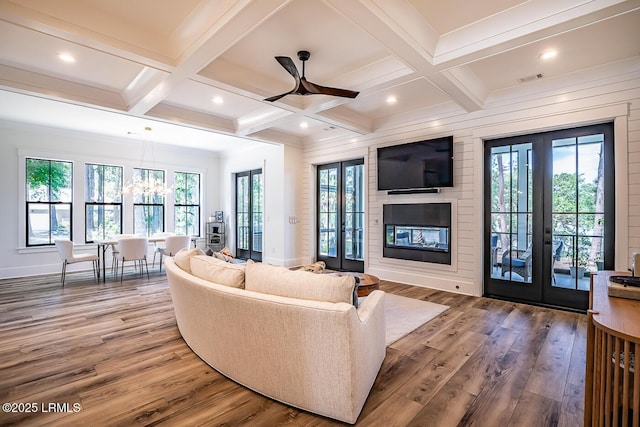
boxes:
[26,158,72,245]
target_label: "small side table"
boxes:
[332,272,380,297]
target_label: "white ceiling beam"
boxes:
[146,102,237,135]
[0,2,177,66]
[234,108,295,136]
[127,0,292,115]
[434,0,640,68]
[0,64,126,110]
[312,109,373,135]
[327,0,486,112]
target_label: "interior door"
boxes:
[317,160,364,272]
[484,123,614,311]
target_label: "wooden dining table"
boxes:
[95,236,198,282]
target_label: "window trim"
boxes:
[84,163,123,243]
[25,157,73,247]
[132,167,166,237]
[174,171,201,237]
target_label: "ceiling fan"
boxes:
[264,50,359,102]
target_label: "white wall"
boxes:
[301,72,640,297]
[220,142,304,266]
[0,121,221,279]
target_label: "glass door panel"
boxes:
[488,143,534,284]
[236,174,249,254]
[318,166,338,259]
[251,172,263,254]
[341,161,364,271]
[344,163,364,263]
[551,134,605,291]
[236,169,262,261]
[317,159,364,272]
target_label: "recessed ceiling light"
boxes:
[386,95,397,104]
[212,96,223,105]
[539,50,557,60]
[58,53,76,63]
[300,121,309,129]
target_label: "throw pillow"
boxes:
[299,261,326,273]
[173,247,205,274]
[245,261,356,305]
[190,255,246,288]
[219,247,234,259]
[213,251,233,263]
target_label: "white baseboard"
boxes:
[367,266,477,296]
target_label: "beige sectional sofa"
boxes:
[164,250,386,424]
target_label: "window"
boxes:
[174,172,200,236]
[85,163,123,242]
[132,168,165,236]
[26,158,73,246]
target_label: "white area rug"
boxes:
[383,293,449,346]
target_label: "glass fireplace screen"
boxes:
[385,225,449,252]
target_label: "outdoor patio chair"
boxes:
[501,244,532,281]
[551,240,564,283]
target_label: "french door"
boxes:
[236,169,262,261]
[317,159,365,272]
[484,123,614,311]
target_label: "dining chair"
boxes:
[54,239,99,286]
[111,234,135,275]
[151,232,175,266]
[156,235,191,272]
[115,237,149,282]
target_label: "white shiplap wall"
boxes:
[629,99,640,253]
[300,72,640,297]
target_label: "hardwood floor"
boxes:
[0,269,586,426]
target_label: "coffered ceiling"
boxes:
[0,0,638,152]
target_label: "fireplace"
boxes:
[383,203,451,265]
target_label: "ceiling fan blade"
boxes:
[274,56,300,81]
[301,79,359,98]
[264,92,289,102]
[265,53,358,101]
[264,57,303,101]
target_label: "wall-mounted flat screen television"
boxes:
[377,136,454,191]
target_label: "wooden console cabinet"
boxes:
[586,271,640,426]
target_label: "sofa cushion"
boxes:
[245,261,355,304]
[190,255,245,288]
[173,247,205,273]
